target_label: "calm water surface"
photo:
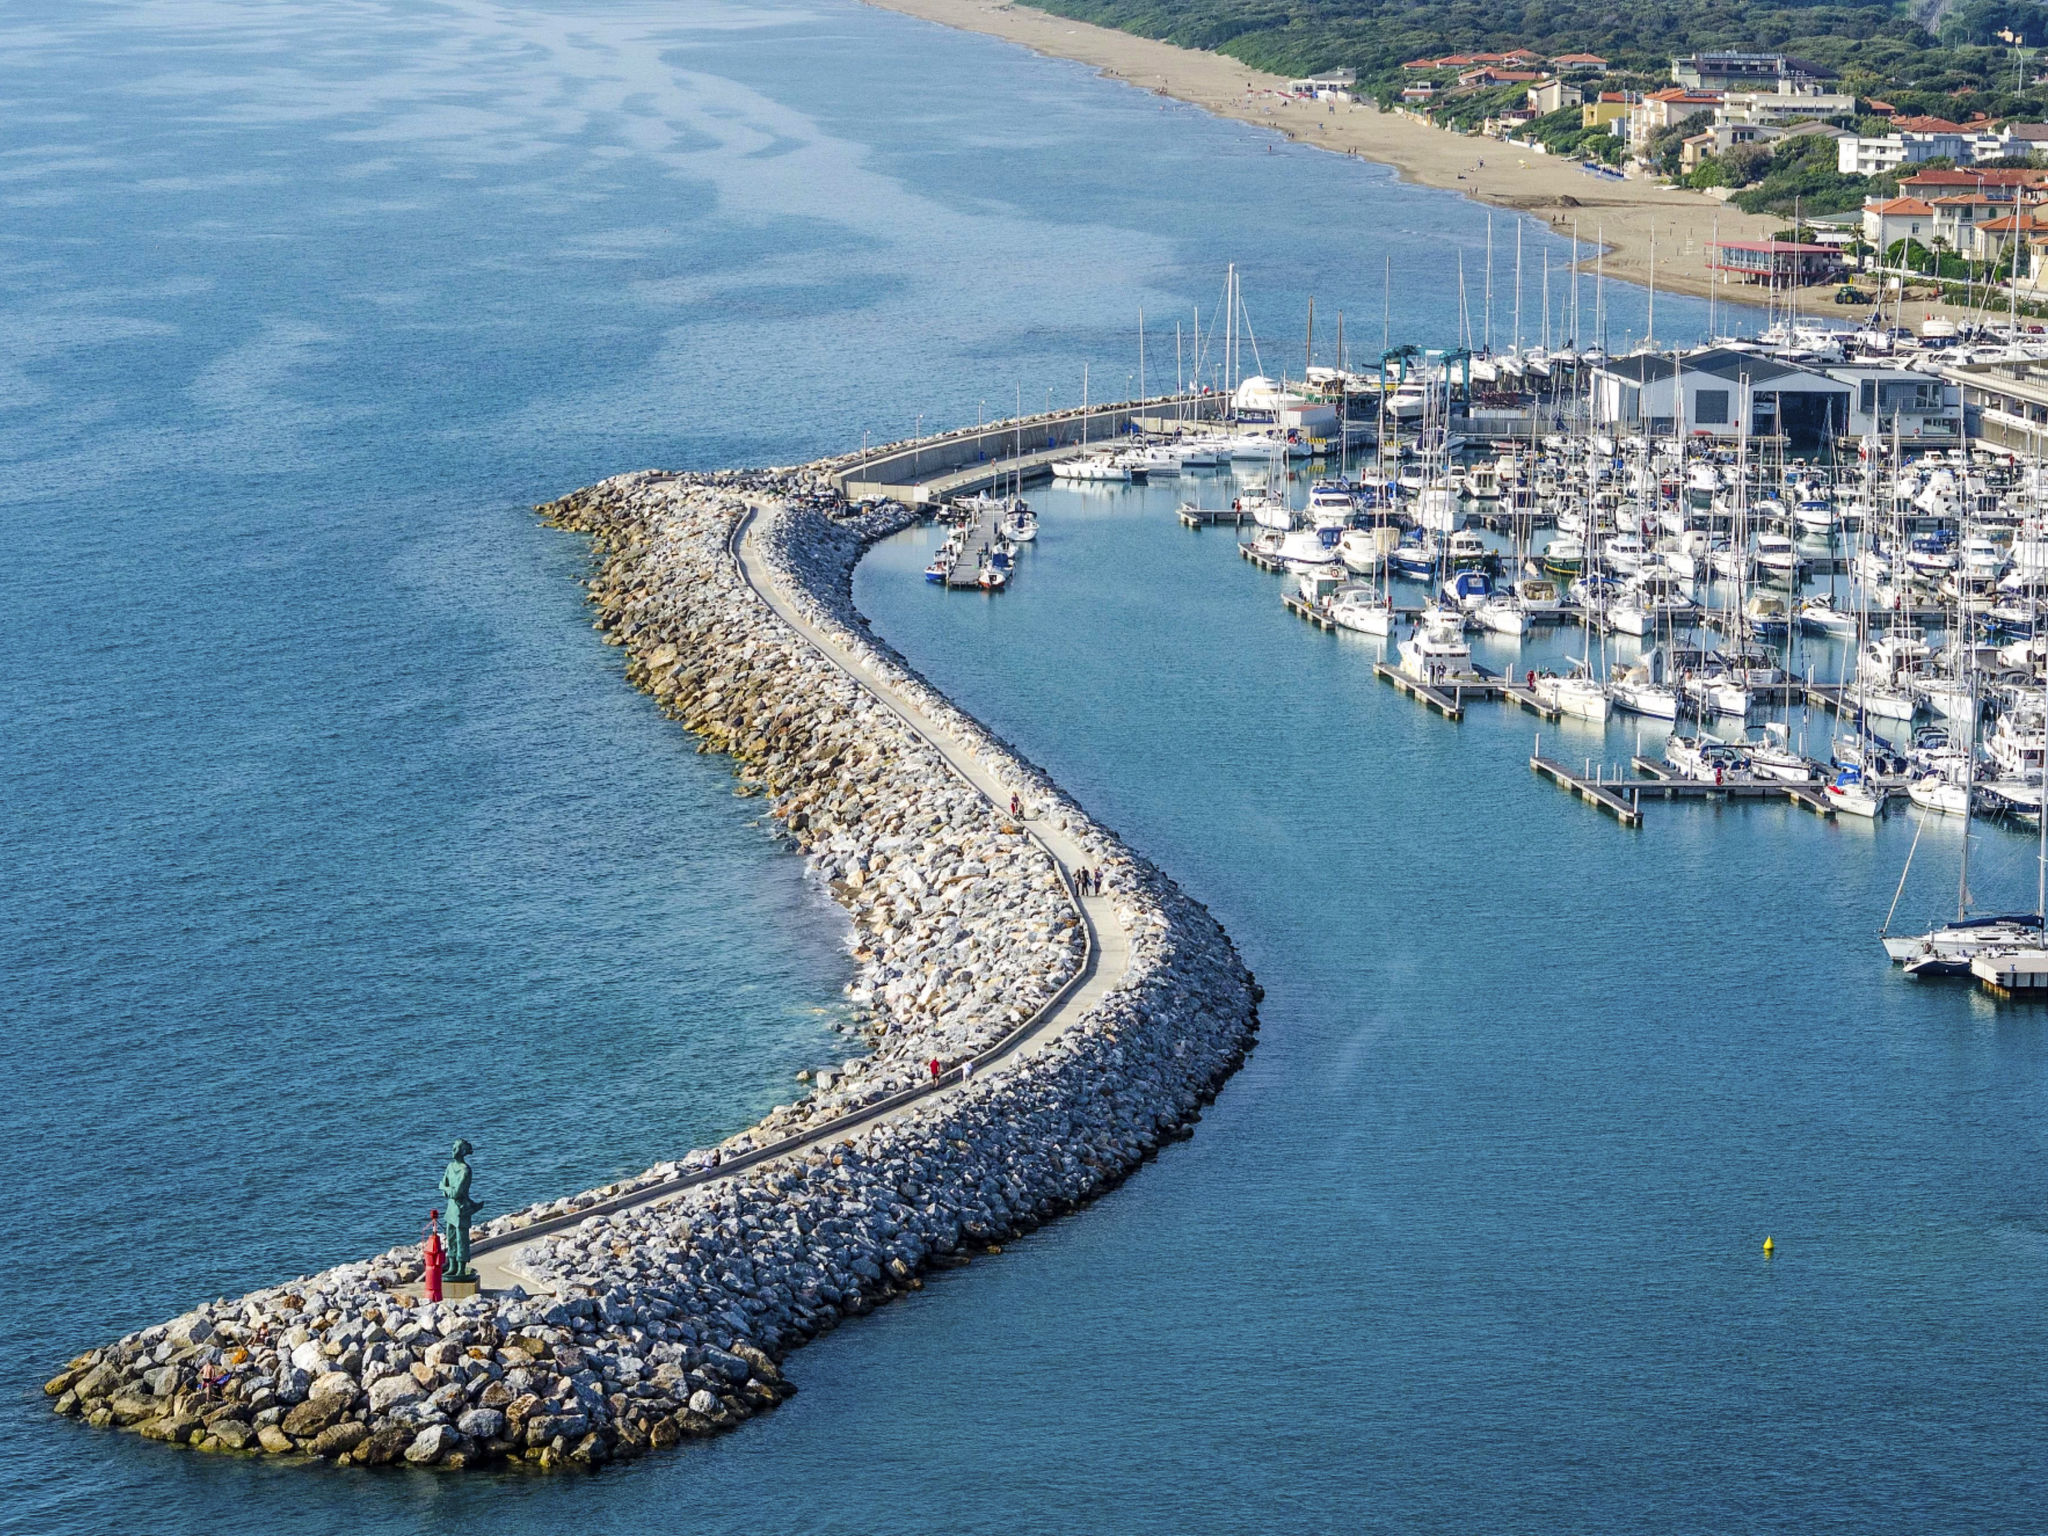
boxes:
[10,0,2040,1531]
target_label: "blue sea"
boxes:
[6,1,2045,1531]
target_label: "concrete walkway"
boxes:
[471,504,1131,1295]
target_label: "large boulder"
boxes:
[308,1421,369,1459]
[280,1392,349,1437]
[455,1407,504,1440]
[138,1413,201,1444]
[404,1423,462,1466]
[367,1375,423,1414]
[142,1365,184,1398]
[359,1425,414,1466]
[166,1313,214,1350]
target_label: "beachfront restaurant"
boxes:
[1707,239,1844,285]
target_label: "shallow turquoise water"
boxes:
[15,0,2043,1531]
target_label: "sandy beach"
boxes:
[861,0,1814,311]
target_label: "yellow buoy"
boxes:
[1762,1236,1775,1256]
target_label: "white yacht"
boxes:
[1608,648,1679,720]
[1745,722,1818,783]
[1328,582,1396,637]
[1534,667,1612,722]
[1052,455,1128,482]
[1396,607,1472,681]
[1278,528,1341,574]
[1664,732,1748,781]
[1337,526,1396,574]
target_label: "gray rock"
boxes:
[367,1374,423,1414]
[404,1423,461,1465]
[455,1408,504,1440]
[166,1314,213,1350]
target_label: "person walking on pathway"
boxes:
[929,1056,941,1081]
[961,1058,973,1082]
[1010,792,1020,817]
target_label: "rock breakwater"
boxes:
[47,466,1258,1472]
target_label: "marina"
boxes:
[34,0,2048,1524]
[877,290,2048,1003]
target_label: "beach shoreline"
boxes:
[859,0,1840,315]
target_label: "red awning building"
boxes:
[1708,239,1844,284]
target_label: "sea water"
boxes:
[11,0,2041,1532]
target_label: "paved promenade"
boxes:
[475,504,1131,1294]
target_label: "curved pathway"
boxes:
[473,503,1132,1295]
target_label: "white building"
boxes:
[1591,347,1959,444]
[1721,90,1855,125]
[1838,130,2022,176]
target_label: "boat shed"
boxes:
[1821,364,1961,444]
[1589,347,1852,444]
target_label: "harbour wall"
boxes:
[45,461,1258,1472]
[836,392,1226,501]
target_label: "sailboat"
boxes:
[1883,665,2045,972]
[1534,449,1611,722]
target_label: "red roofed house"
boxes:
[1550,52,1609,71]
[1974,206,2048,272]
[1862,196,1934,255]
[1898,167,2048,192]
[1460,67,1543,89]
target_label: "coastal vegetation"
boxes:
[1031,0,2048,212]
[1031,0,2048,115]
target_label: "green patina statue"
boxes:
[439,1139,478,1283]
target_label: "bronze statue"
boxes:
[438,1139,478,1283]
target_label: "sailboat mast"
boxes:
[1595,223,1606,355]
[1960,661,1979,922]
[1305,295,1314,386]
[1710,213,1718,339]
[1139,307,1146,405]
[1648,222,1657,349]
[1485,212,1494,354]
[1514,220,1523,356]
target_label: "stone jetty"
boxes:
[47,464,1258,1472]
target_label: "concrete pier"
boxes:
[834,392,1225,503]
